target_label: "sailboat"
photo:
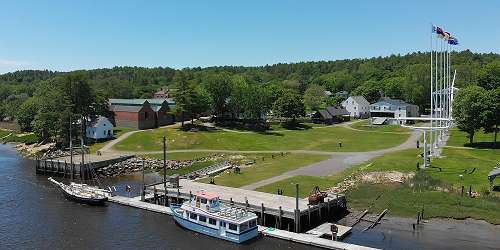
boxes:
[49,115,111,206]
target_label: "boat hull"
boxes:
[171,205,258,243]
[60,188,108,206]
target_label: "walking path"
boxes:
[240,129,421,190]
[100,120,421,191]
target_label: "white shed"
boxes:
[86,116,113,140]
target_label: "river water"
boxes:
[1,144,499,250]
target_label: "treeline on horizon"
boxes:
[0,49,499,144]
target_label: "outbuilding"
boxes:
[86,116,113,140]
[341,96,370,118]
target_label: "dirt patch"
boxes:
[329,170,414,194]
[361,171,415,184]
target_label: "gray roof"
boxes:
[371,98,416,108]
[326,106,349,116]
[109,98,176,107]
[110,105,143,112]
[351,96,370,106]
[318,110,333,119]
[89,116,111,127]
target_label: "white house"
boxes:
[86,116,113,140]
[370,98,419,125]
[341,96,370,118]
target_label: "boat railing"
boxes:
[217,206,249,220]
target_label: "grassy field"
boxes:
[113,124,409,152]
[350,120,410,133]
[89,127,135,153]
[348,183,500,224]
[0,129,38,144]
[143,152,215,161]
[255,129,500,224]
[447,129,498,148]
[198,153,330,188]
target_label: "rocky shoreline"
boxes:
[95,154,228,178]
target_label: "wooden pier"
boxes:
[34,154,134,179]
[107,194,377,250]
[145,179,347,233]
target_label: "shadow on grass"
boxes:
[463,142,499,149]
[279,122,313,131]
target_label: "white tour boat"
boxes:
[171,191,259,243]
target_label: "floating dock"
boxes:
[108,194,378,250]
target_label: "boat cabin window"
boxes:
[240,222,248,232]
[199,215,207,223]
[249,219,257,228]
[190,213,197,220]
[208,218,217,225]
[228,223,238,231]
[200,198,207,204]
[221,221,226,228]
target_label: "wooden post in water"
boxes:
[278,206,282,229]
[260,203,265,226]
[294,183,300,233]
[141,160,145,201]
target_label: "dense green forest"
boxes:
[0,50,499,143]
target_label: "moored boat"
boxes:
[49,177,110,206]
[171,191,259,243]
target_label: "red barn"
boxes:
[109,99,175,129]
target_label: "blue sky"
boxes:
[0,0,499,73]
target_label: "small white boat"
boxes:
[171,191,259,243]
[49,177,110,206]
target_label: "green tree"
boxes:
[452,85,487,144]
[477,60,500,90]
[482,88,500,146]
[227,75,248,119]
[172,71,194,127]
[303,84,326,111]
[273,92,305,122]
[16,97,39,131]
[352,80,383,103]
[242,85,271,122]
[191,85,211,121]
[204,72,232,121]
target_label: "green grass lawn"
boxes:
[255,129,500,224]
[350,120,410,133]
[0,130,38,144]
[113,124,409,152]
[447,129,497,148]
[143,152,215,161]
[89,127,135,153]
[198,153,330,188]
[347,183,500,224]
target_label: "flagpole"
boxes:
[430,24,434,156]
[434,31,438,149]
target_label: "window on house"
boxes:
[145,112,149,119]
[199,216,207,223]
[208,218,217,225]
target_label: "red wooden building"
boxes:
[109,99,175,129]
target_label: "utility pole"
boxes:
[163,136,168,206]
